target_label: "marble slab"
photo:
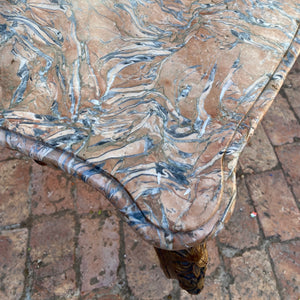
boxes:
[0,0,299,249]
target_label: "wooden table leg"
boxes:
[155,242,208,295]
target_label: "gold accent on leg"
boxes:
[155,242,208,295]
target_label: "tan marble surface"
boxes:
[0,0,300,249]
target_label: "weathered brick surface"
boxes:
[262,94,300,146]
[97,295,122,300]
[239,124,278,174]
[75,179,113,214]
[0,228,28,300]
[79,213,120,294]
[286,88,300,120]
[31,269,78,300]
[269,241,300,299]
[31,163,74,215]
[206,239,221,276]
[218,178,260,249]
[82,288,122,300]
[0,146,23,161]
[247,170,300,241]
[229,250,280,299]
[124,223,173,299]
[276,143,300,201]
[285,79,300,119]
[0,160,30,225]
[30,214,76,298]
[284,59,300,119]
[0,229,28,300]
[181,276,230,300]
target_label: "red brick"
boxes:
[98,295,122,300]
[32,268,78,300]
[283,65,300,88]
[30,214,75,281]
[82,288,122,300]
[75,179,113,214]
[0,160,30,225]
[218,178,260,249]
[269,241,300,299]
[284,73,300,119]
[79,213,120,294]
[206,239,221,276]
[239,124,278,174]
[0,146,23,161]
[246,170,300,241]
[276,143,300,200]
[283,58,300,119]
[0,228,28,299]
[124,223,172,299]
[290,57,300,73]
[229,249,280,299]
[31,163,74,215]
[262,94,300,146]
[181,276,229,300]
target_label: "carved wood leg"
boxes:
[155,242,208,295]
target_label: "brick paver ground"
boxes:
[0,59,299,300]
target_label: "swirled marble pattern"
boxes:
[0,0,300,249]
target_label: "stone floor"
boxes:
[0,58,299,300]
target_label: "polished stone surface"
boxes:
[0,0,300,249]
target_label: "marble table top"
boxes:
[0,0,299,250]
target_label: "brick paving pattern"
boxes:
[0,59,299,299]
